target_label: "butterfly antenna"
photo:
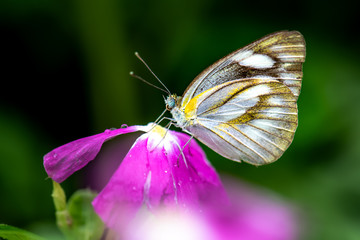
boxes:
[134,52,172,95]
[129,71,169,94]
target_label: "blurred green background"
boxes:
[0,0,359,239]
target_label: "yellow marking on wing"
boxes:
[184,79,272,119]
[183,92,201,119]
[183,84,228,119]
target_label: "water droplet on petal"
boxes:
[164,170,168,174]
[121,124,128,128]
[104,129,111,134]
[53,153,58,159]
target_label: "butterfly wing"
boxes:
[181,31,305,107]
[181,31,305,165]
[184,78,297,165]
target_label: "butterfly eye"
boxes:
[165,96,176,111]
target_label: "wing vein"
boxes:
[243,124,287,151]
[247,122,292,143]
[197,122,257,161]
[228,124,276,159]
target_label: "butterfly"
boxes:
[164,31,306,165]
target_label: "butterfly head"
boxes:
[165,94,181,111]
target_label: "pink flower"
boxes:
[43,123,227,228]
[123,178,299,240]
[44,123,300,240]
[208,178,299,240]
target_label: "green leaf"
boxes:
[0,224,46,240]
[52,181,67,211]
[66,189,105,240]
[51,181,105,240]
[52,181,71,234]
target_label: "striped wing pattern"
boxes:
[185,79,297,165]
[181,31,305,107]
[180,31,305,165]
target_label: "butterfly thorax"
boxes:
[165,94,189,129]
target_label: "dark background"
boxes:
[1,0,359,239]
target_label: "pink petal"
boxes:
[92,129,227,231]
[92,136,150,228]
[44,125,143,183]
[116,177,300,240]
[159,131,226,208]
[210,178,299,240]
